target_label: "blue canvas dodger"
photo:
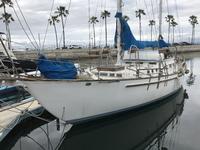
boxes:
[37,55,77,79]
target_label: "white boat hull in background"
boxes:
[23,75,182,123]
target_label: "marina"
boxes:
[0,60,200,150]
[0,0,200,149]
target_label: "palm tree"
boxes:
[149,20,156,42]
[55,6,69,49]
[123,15,130,22]
[189,15,198,44]
[165,15,174,43]
[171,19,178,44]
[0,0,14,50]
[89,16,99,48]
[48,15,60,49]
[101,10,111,48]
[135,9,146,41]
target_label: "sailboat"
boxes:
[0,34,33,107]
[0,34,37,73]
[19,0,187,123]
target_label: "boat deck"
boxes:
[0,98,43,142]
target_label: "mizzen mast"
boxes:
[116,0,122,65]
[158,0,163,40]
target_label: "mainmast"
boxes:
[116,0,122,65]
[158,0,163,40]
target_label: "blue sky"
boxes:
[0,0,200,49]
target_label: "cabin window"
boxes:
[147,70,150,74]
[116,74,122,77]
[136,62,143,64]
[152,69,154,73]
[100,73,108,76]
[110,73,115,77]
[149,62,157,65]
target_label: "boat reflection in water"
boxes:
[1,88,186,150]
[60,88,186,150]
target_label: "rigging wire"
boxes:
[150,0,158,40]
[143,0,153,40]
[14,0,40,51]
[166,0,172,43]
[154,0,160,38]
[98,0,106,47]
[94,0,100,17]
[174,0,183,42]
[166,0,170,15]
[135,0,138,7]
[42,0,56,50]
[94,0,101,47]
[12,7,38,50]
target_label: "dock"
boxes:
[0,98,43,142]
[13,45,200,60]
[13,48,117,60]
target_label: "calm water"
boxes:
[1,53,200,150]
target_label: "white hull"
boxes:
[23,75,182,123]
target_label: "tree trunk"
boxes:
[192,25,195,44]
[93,23,96,48]
[172,27,175,44]
[61,15,65,49]
[53,23,59,49]
[105,17,108,48]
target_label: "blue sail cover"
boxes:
[37,55,77,79]
[115,12,168,50]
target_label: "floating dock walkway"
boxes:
[0,98,43,142]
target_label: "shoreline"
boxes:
[13,45,200,60]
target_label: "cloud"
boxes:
[0,0,200,49]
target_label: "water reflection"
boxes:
[1,87,186,150]
[59,88,185,150]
